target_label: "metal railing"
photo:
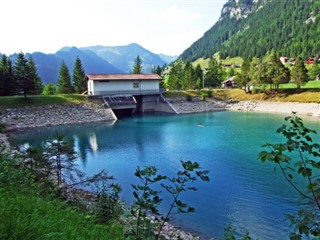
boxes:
[94,89,161,96]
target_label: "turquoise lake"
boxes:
[11,111,320,239]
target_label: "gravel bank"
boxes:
[1,103,116,131]
[168,97,320,118]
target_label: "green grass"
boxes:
[0,94,86,109]
[0,152,124,240]
[165,88,320,103]
[279,80,320,89]
[213,89,320,103]
[0,189,124,240]
[192,55,243,69]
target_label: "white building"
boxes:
[86,74,162,96]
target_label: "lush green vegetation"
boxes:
[164,88,320,103]
[259,114,320,239]
[0,150,124,240]
[181,0,320,61]
[0,130,209,240]
[0,94,86,109]
[0,189,124,240]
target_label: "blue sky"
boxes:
[2,0,227,56]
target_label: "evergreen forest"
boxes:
[181,0,320,61]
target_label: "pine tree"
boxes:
[132,55,143,74]
[193,64,204,89]
[14,52,31,99]
[72,56,86,94]
[182,61,194,90]
[0,54,14,96]
[291,57,309,90]
[57,61,73,94]
[27,55,43,95]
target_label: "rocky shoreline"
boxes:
[1,102,116,132]
[168,97,320,118]
[1,98,319,132]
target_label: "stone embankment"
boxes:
[1,102,116,131]
[167,97,227,114]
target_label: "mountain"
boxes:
[6,48,122,85]
[4,43,176,85]
[30,49,123,84]
[158,53,178,64]
[81,43,174,73]
[181,0,320,61]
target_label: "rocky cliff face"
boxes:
[220,0,269,20]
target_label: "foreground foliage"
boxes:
[128,161,209,240]
[0,151,124,240]
[259,114,320,239]
[0,132,210,240]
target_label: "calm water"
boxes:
[11,111,320,239]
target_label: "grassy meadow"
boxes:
[164,82,320,103]
[0,94,87,109]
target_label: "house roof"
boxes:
[222,76,236,83]
[85,74,162,81]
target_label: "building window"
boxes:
[133,82,139,88]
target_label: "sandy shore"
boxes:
[225,100,320,118]
[169,97,320,119]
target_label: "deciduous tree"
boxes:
[308,62,320,80]
[204,57,225,88]
[167,59,184,90]
[259,114,320,239]
[291,57,309,90]
[42,83,57,95]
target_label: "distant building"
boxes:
[222,76,237,88]
[280,56,289,65]
[306,58,316,65]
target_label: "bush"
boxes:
[42,83,57,95]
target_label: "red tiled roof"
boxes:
[86,74,162,81]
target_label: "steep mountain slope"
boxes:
[181,0,320,61]
[81,43,171,73]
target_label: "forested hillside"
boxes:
[181,0,320,61]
